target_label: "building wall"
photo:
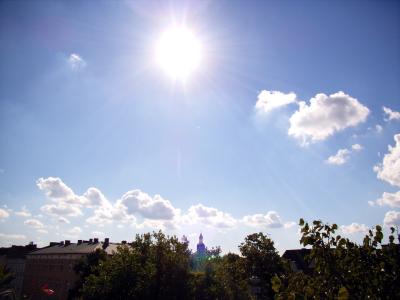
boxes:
[22,254,84,300]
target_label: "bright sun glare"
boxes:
[156,26,202,80]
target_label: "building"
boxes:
[196,233,206,257]
[0,243,37,297]
[282,248,312,273]
[22,238,119,300]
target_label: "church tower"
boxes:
[196,233,206,257]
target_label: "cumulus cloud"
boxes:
[374,134,400,187]
[340,223,368,234]
[383,211,400,227]
[242,211,285,228]
[68,226,82,235]
[326,149,351,165]
[255,90,297,114]
[0,209,10,219]
[351,144,363,151]
[24,218,44,229]
[15,206,31,217]
[184,204,237,228]
[36,177,293,232]
[372,191,400,208]
[326,144,362,166]
[118,190,179,220]
[69,53,86,70]
[383,106,400,122]
[37,177,107,219]
[41,203,83,217]
[37,177,87,205]
[288,91,369,144]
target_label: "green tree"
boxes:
[81,231,192,300]
[214,253,251,300]
[273,219,400,299]
[0,264,14,289]
[69,248,108,299]
[239,232,287,299]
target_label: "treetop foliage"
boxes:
[70,221,399,300]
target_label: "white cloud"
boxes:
[41,203,83,217]
[58,216,70,224]
[383,106,400,122]
[24,218,44,229]
[184,204,237,229]
[375,124,383,133]
[15,206,31,217]
[288,91,369,144]
[351,144,363,151]
[83,188,108,207]
[340,223,368,234]
[68,53,86,70]
[37,229,48,234]
[37,177,87,205]
[242,211,284,228]
[284,221,297,229]
[373,191,400,208]
[383,211,400,227]
[92,231,105,237]
[118,190,179,220]
[374,134,400,187]
[36,177,293,232]
[68,226,82,235]
[0,233,26,240]
[326,148,351,165]
[326,144,363,166]
[0,209,10,219]
[255,90,297,114]
[37,177,104,218]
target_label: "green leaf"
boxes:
[299,218,305,226]
[271,275,282,293]
[338,286,349,300]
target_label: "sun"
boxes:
[155,26,202,80]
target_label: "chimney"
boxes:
[121,240,127,245]
[65,240,71,246]
[49,242,58,247]
[77,240,82,245]
[94,238,99,244]
[60,241,64,245]
[104,238,109,245]
[89,238,93,244]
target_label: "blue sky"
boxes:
[0,0,399,253]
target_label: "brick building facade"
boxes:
[22,238,118,300]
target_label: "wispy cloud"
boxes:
[374,133,400,187]
[383,106,400,122]
[68,53,86,70]
[24,218,45,230]
[255,90,297,114]
[15,206,31,217]
[326,144,363,166]
[0,209,10,219]
[340,222,368,234]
